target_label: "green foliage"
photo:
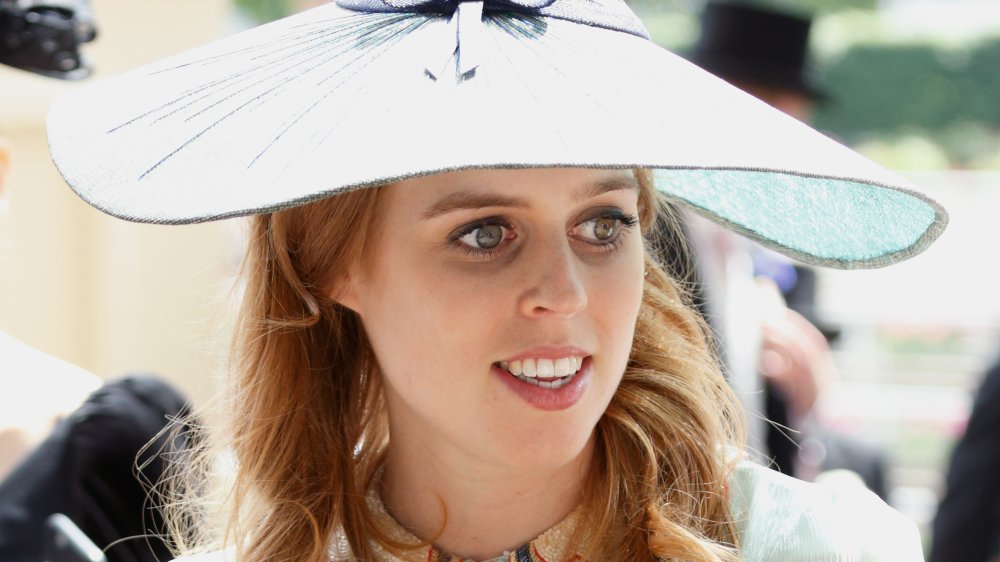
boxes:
[817,44,961,132]
[814,37,1000,166]
[234,0,291,22]
[629,0,877,15]
[715,0,875,16]
[961,39,1000,125]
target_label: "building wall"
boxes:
[0,0,238,407]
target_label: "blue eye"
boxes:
[459,224,506,250]
[451,218,515,257]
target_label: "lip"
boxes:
[492,356,592,411]
[499,346,590,363]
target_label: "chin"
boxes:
[491,416,598,471]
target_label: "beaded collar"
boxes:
[328,486,590,562]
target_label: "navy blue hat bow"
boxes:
[340,0,556,14]
[336,0,649,78]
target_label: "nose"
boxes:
[516,233,588,318]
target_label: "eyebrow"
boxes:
[421,174,640,220]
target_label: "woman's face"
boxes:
[338,168,646,469]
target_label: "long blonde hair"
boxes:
[165,169,746,561]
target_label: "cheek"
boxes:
[599,246,646,370]
[358,251,498,395]
[592,238,646,309]
[590,246,645,394]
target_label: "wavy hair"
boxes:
[164,169,746,561]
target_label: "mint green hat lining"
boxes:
[655,168,947,270]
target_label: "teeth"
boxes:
[536,359,555,377]
[499,356,586,384]
[554,358,570,377]
[522,358,537,377]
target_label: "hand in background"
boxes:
[758,306,835,422]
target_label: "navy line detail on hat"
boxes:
[337,0,649,79]
[110,13,410,134]
[105,1,670,185]
[125,13,425,180]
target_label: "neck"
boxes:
[380,432,593,560]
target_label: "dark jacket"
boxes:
[0,375,191,562]
[930,355,1000,562]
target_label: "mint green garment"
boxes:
[730,460,924,561]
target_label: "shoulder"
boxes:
[728,459,924,561]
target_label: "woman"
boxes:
[47,1,944,560]
[177,167,747,561]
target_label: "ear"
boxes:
[328,271,364,316]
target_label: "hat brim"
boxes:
[47,3,946,269]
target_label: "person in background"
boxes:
[0,376,192,562]
[689,1,826,121]
[756,263,889,498]
[930,351,1000,562]
[0,5,192,561]
[687,0,889,498]
[0,0,101,483]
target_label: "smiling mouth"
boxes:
[496,357,586,390]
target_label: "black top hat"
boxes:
[690,1,828,100]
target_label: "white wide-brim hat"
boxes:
[47,0,947,269]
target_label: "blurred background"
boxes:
[1,0,998,555]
